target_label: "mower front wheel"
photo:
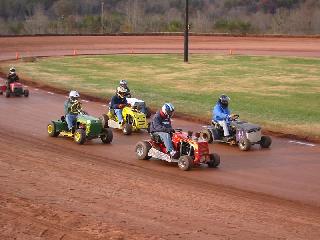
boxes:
[135,141,152,160]
[47,122,59,137]
[208,153,220,168]
[5,90,10,98]
[24,89,29,97]
[238,138,251,151]
[100,128,113,144]
[74,129,86,144]
[122,123,132,135]
[178,155,193,171]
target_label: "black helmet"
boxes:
[219,94,230,108]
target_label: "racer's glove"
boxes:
[118,104,125,109]
[167,128,175,134]
[230,114,239,120]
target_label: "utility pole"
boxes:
[101,1,104,33]
[184,0,189,62]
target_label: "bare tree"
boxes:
[24,4,50,34]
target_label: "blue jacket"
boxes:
[213,102,230,122]
[110,95,127,109]
[150,111,173,133]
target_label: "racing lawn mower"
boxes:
[101,104,149,135]
[135,129,220,171]
[0,82,29,98]
[48,102,113,145]
[201,114,272,151]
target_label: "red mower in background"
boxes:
[0,82,29,98]
[135,129,220,171]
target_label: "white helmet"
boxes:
[161,103,175,117]
[9,67,16,74]
[69,90,80,99]
[119,79,128,86]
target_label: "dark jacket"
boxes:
[150,111,173,133]
[110,95,127,109]
[7,74,19,84]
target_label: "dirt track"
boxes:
[1,36,320,239]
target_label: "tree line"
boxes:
[0,0,319,35]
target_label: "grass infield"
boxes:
[1,54,319,140]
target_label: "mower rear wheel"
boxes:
[238,138,251,151]
[122,123,132,135]
[208,153,220,168]
[200,129,213,143]
[100,128,113,144]
[101,114,109,128]
[145,107,152,118]
[47,122,59,137]
[74,129,86,144]
[135,141,152,160]
[260,136,272,148]
[178,155,193,171]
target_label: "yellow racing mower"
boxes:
[101,105,149,135]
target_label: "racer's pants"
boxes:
[155,132,174,153]
[114,109,123,124]
[218,120,230,136]
[66,114,78,130]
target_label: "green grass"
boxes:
[1,54,320,139]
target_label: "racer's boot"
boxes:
[169,150,179,159]
[223,135,234,142]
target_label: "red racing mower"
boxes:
[135,129,220,171]
[0,82,29,98]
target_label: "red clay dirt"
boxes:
[1,36,320,240]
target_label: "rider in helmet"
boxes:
[119,79,131,98]
[149,103,178,158]
[64,90,82,131]
[110,86,129,125]
[213,94,233,140]
[6,67,19,90]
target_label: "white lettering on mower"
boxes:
[289,140,315,147]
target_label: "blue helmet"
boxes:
[219,94,230,108]
[162,103,175,117]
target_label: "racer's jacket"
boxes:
[110,94,127,109]
[64,99,82,115]
[150,111,173,133]
[7,74,19,84]
[213,102,231,122]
